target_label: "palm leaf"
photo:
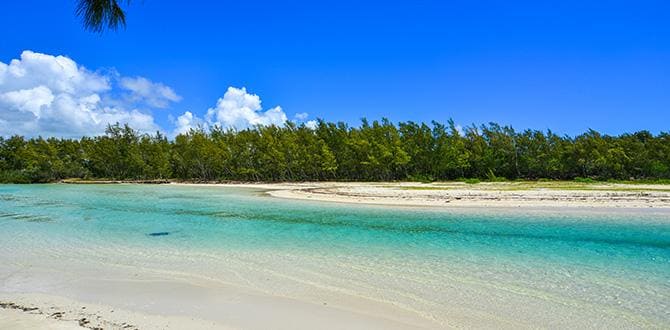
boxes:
[75,0,128,32]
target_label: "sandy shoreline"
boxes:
[174,181,670,210]
[0,271,436,330]
[0,306,83,330]
[0,293,234,330]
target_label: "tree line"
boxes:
[1,119,668,183]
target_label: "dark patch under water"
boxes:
[147,232,170,237]
[0,212,53,223]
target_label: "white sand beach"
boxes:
[183,181,670,210]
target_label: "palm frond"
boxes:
[75,0,128,32]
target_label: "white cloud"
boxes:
[172,87,301,136]
[0,51,109,96]
[305,120,318,129]
[0,50,178,137]
[294,112,309,121]
[1,52,306,138]
[173,111,208,135]
[293,111,318,129]
[204,87,288,130]
[120,76,181,108]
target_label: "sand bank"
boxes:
[0,304,82,330]
[0,269,435,330]
[198,181,670,209]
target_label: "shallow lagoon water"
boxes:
[0,184,669,327]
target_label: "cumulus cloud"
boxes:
[173,111,208,135]
[294,112,309,121]
[0,50,179,137]
[293,112,318,129]
[174,87,290,135]
[120,76,181,108]
[1,51,309,138]
[206,87,287,129]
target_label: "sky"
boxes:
[0,0,668,137]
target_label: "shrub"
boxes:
[574,177,595,183]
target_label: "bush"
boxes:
[407,174,435,183]
[486,169,507,182]
[574,177,595,183]
[0,170,31,183]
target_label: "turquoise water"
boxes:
[1,184,669,327]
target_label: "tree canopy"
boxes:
[1,120,668,183]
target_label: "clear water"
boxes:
[1,184,669,327]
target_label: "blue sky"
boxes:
[1,0,668,136]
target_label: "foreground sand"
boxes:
[1,243,437,330]
[0,293,235,330]
[185,181,670,210]
[0,306,82,330]
[1,276,433,330]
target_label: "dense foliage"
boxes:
[1,120,669,183]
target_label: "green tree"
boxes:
[1,119,668,183]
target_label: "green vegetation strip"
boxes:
[1,120,668,183]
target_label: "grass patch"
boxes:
[400,186,452,190]
[574,177,596,183]
[399,180,670,192]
